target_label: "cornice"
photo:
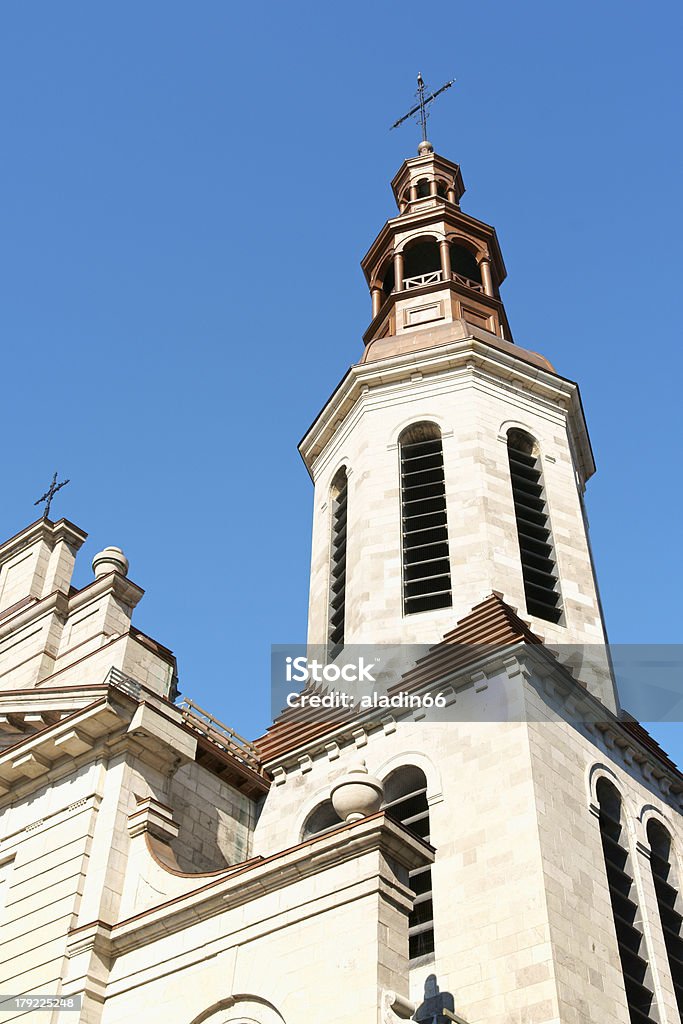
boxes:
[67,570,145,614]
[0,683,202,802]
[518,644,683,808]
[0,572,144,649]
[0,589,70,642]
[0,695,129,797]
[299,334,593,480]
[260,642,682,812]
[101,812,433,955]
[0,518,87,564]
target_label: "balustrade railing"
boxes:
[403,270,443,289]
[452,271,485,293]
[400,269,486,294]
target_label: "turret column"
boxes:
[393,251,404,292]
[371,287,383,318]
[439,240,452,282]
[479,255,494,297]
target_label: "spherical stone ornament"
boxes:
[417,139,434,155]
[92,546,129,578]
[330,761,384,823]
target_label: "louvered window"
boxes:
[597,780,657,1024]
[400,424,452,616]
[507,429,562,624]
[383,766,434,961]
[328,469,348,659]
[647,820,683,1014]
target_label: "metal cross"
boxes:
[391,72,456,143]
[34,471,70,520]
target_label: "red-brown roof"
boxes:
[255,593,542,763]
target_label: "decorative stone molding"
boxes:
[92,546,129,579]
[330,762,383,822]
[127,797,179,842]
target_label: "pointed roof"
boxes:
[387,592,544,697]
[254,593,543,763]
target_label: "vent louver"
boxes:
[400,429,452,616]
[598,781,657,1024]
[647,820,683,1015]
[328,470,348,659]
[507,430,562,624]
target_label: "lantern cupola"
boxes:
[362,143,512,346]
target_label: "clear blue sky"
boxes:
[0,3,681,761]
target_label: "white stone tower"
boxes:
[302,139,614,706]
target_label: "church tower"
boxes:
[1,106,681,1024]
[302,136,613,706]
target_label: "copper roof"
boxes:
[255,593,543,763]
[361,320,556,372]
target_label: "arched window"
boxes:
[399,423,452,615]
[416,178,430,198]
[328,469,348,658]
[507,429,562,624]
[597,780,657,1023]
[449,243,482,285]
[302,799,341,840]
[382,260,395,299]
[647,819,683,1014]
[383,765,434,960]
[436,179,448,199]
[403,237,441,288]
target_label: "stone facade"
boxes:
[0,142,681,1024]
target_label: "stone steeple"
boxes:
[301,145,616,709]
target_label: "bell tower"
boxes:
[363,139,512,345]
[301,136,616,709]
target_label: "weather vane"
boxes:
[391,72,456,145]
[34,471,70,521]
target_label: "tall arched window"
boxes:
[647,819,683,1014]
[507,428,562,624]
[383,765,434,960]
[597,779,657,1023]
[328,469,348,658]
[399,423,452,615]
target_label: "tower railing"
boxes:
[451,271,485,293]
[401,269,486,293]
[403,270,443,289]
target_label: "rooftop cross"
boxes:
[34,471,70,521]
[390,72,455,147]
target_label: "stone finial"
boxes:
[92,546,129,578]
[417,139,434,156]
[330,760,383,823]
